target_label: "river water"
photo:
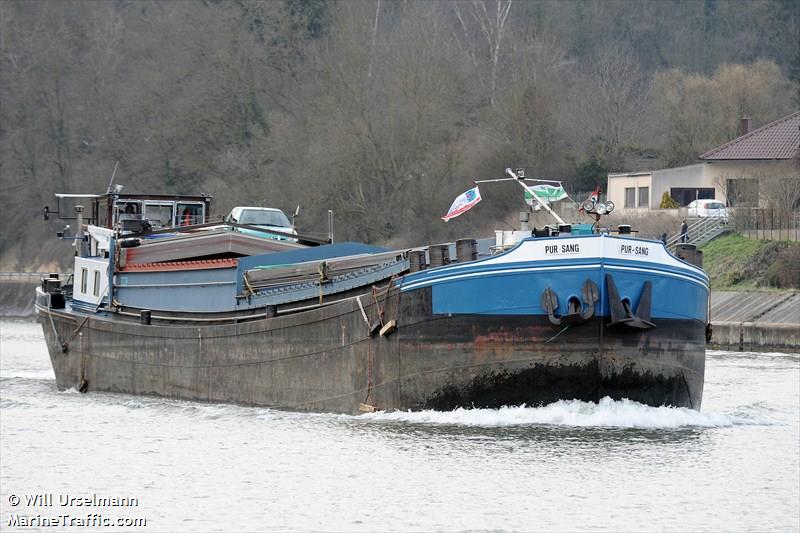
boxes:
[1,319,798,532]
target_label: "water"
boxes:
[1,319,798,532]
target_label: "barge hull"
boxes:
[37,285,704,413]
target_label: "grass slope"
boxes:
[700,233,800,290]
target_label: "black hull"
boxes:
[36,286,705,413]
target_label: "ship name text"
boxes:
[544,243,581,255]
[619,244,650,256]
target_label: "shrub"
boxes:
[659,191,678,209]
[764,246,800,288]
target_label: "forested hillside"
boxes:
[1,0,798,269]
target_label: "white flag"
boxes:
[441,186,482,222]
[524,185,568,206]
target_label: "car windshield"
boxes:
[239,209,291,227]
[707,202,725,209]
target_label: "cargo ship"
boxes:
[35,170,709,413]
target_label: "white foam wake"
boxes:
[358,397,762,428]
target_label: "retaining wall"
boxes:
[710,321,799,353]
[709,291,799,353]
[0,280,38,318]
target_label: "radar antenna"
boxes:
[105,161,121,194]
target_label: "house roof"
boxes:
[699,111,800,161]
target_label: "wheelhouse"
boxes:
[47,193,212,232]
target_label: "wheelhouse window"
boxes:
[624,188,636,208]
[117,201,142,216]
[143,203,175,229]
[93,270,100,297]
[80,268,88,294]
[638,187,649,208]
[176,203,205,227]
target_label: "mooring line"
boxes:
[545,324,571,343]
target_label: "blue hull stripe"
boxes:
[400,261,708,292]
[401,263,602,292]
[422,266,707,320]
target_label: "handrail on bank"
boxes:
[0,272,57,282]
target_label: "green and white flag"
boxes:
[524,185,567,206]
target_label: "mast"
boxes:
[474,168,566,225]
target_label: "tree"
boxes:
[651,60,797,166]
[569,42,650,173]
[452,0,514,107]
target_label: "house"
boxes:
[608,112,800,211]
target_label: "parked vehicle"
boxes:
[688,199,728,220]
[225,206,298,241]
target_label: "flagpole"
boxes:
[473,178,563,185]
[503,168,566,225]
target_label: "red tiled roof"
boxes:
[699,111,800,160]
[119,257,238,272]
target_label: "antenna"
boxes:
[106,161,120,194]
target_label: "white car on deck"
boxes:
[687,199,728,221]
[225,206,298,242]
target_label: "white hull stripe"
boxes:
[423,236,707,279]
[401,263,708,292]
[604,265,709,289]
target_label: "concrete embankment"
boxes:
[710,291,799,353]
[0,274,42,318]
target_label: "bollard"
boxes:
[675,244,703,268]
[140,310,152,325]
[455,239,478,263]
[428,245,449,268]
[409,250,427,272]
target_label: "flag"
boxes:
[524,185,567,206]
[441,186,482,222]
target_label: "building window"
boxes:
[670,188,715,207]
[93,270,100,297]
[80,268,88,294]
[638,187,649,208]
[624,188,636,208]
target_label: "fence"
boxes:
[732,208,800,242]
